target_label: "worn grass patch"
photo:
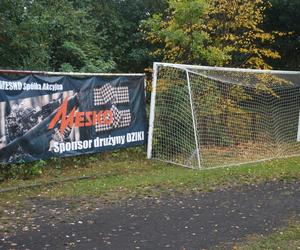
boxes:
[235,221,300,250]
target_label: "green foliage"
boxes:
[0,0,115,72]
[0,160,46,181]
[88,0,167,72]
[0,0,298,72]
[264,0,300,70]
[141,0,228,65]
[0,148,146,181]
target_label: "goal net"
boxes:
[147,63,300,169]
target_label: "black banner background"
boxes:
[0,74,147,164]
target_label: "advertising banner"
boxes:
[0,74,147,164]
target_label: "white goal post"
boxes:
[147,62,300,169]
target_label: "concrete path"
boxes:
[1,181,299,249]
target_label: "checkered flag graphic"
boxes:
[116,87,130,104]
[94,84,115,106]
[95,105,131,132]
[111,105,122,127]
[94,84,129,106]
[119,110,131,127]
[93,83,131,133]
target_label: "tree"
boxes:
[89,0,168,72]
[142,0,281,69]
[263,0,300,70]
[204,0,282,69]
[0,0,115,72]
[141,0,228,66]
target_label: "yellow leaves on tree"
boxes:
[205,0,281,69]
[141,0,282,69]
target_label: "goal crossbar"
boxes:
[153,62,300,75]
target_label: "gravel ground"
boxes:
[1,181,300,250]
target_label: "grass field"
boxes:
[0,147,300,204]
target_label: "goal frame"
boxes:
[147,62,300,169]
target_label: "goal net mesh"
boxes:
[149,63,300,169]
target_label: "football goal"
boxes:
[147,62,300,169]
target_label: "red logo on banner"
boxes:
[48,98,113,134]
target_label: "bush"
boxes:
[0,160,46,181]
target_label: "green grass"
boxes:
[235,221,300,250]
[0,148,300,205]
